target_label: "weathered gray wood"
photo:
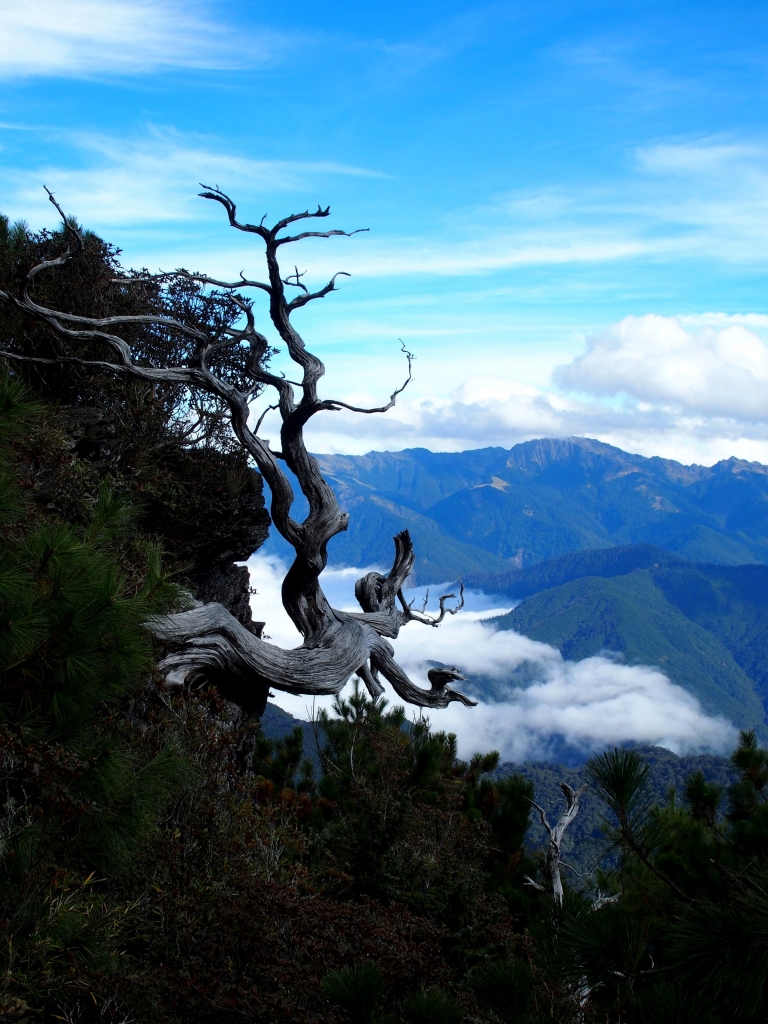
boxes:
[1,189,475,713]
[525,782,587,905]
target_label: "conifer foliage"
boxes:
[0,373,192,1016]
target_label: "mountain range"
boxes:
[261,436,768,731]
[265,436,768,582]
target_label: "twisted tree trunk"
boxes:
[1,188,475,715]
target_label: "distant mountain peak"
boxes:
[265,438,768,581]
[712,456,768,476]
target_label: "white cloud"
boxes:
[246,553,737,762]
[302,137,768,278]
[4,127,383,230]
[555,314,768,422]
[638,141,760,177]
[263,307,768,466]
[3,135,646,275]
[319,234,647,279]
[293,366,768,467]
[631,140,768,262]
[0,0,278,79]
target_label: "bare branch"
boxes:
[524,875,547,893]
[198,184,268,237]
[118,269,273,297]
[272,205,333,233]
[274,226,369,248]
[282,266,309,293]
[530,799,554,839]
[592,891,622,910]
[287,272,350,311]
[529,783,588,906]
[254,402,279,434]
[401,579,465,627]
[324,341,414,415]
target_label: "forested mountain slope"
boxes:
[496,745,738,874]
[463,541,687,595]
[489,546,768,726]
[263,437,768,582]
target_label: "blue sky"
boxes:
[3,0,768,463]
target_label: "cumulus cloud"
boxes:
[276,307,768,467]
[556,314,768,422]
[299,376,590,454]
[0,1,280,79]
[246,553,737,763]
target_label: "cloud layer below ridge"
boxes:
[247,554,737,763]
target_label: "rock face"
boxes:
[131,449,271,576]
[193,561,265,636]
[62,405,270,552]
[43,406,272,631]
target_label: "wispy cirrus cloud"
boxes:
[2,126,387,229]
[631,139,768,259]
[0,0,284,79]
[7,131,768,279]
[205,136,768,277]
[1,125,648,273]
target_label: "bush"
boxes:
[403,986,464,1024]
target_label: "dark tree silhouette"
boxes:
[0,188,474,717]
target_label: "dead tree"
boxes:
[525,782,587,905]
[0,188,475,717]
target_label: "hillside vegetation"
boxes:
[4,215,768,1023]
[486,545,768,728]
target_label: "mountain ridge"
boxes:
[481,544,768,729]
[265,436,768,579]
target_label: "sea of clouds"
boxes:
[245,552,737,764]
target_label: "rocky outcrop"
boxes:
[192,561,265,637]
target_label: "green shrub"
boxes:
[322,962,385,1024]
[403,986,463,1024]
